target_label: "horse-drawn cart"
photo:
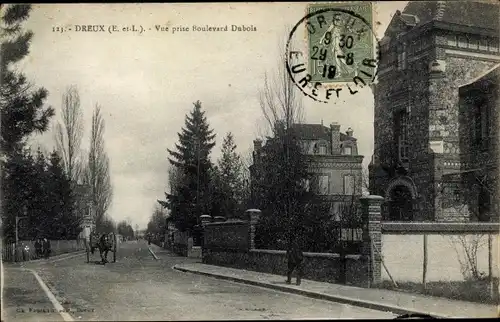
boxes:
[83,227,118,264]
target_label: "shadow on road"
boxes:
[87,260,107,266]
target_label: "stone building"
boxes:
[251,122,364,218]
[459,64,499,222]
[369,1,500,221]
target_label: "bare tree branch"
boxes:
[85,103,113,231]
[55,85,84,183]
[258,30,304,136]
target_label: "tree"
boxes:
[84,104,113,233]
[0,5,54,241]
[0,4,54,156]
[55,85,84,183]
[117,220,135,239]
[252,33,312,250]
[147,204,166,239]
[160,101,216,231]
[212,132,247,219]
[46,150,79,239]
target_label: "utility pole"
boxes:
[194,138,201,226]
[15,206,28,262]
[15,207,28,245]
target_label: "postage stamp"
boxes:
[286,2,380,103]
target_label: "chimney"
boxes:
[346,127,354,137]
[253,139,262,151]
[330,122,341,154]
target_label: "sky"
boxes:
[18,2,408,229]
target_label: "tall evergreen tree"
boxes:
[213,132,246,219]
[47,150,79,239]
[1,4,54,156]
[0,5,55,241]
[162,101,216,231]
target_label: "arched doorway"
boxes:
[384,176,418,221]
[388,185,414,221]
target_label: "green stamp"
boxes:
[307,2,375,84]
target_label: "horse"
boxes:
[90,233,114,264]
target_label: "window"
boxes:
[479,38,488,51]
[468,37,479,50]
[343,175,355,195]
[397,44,407,70]
[458,35,468,48]
[319,145,327,155]
[447,34,457,46]
[394,110,410,162]
[342,146,352,155]
[473,99,490,150]
[488,39,499,52]
[318,175,329,195]
[313,143,319,154]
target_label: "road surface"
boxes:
[2,240,396,320]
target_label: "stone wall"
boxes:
[203,249,368,287]
[202,198,384,288]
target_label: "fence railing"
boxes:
[1,239,85,262]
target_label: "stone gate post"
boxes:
[360,195,384,288]
[200,215,212,262]
[245,209,261,250]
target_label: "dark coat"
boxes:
[287,238,304,264]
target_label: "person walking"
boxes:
[286,236,304,285]
[43,238,51,258]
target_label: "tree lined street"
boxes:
[2,241,396,321]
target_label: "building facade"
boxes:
[459,64,499,222]
[75,183,95,232]
[251,122,364,219]
[369,1,500,222]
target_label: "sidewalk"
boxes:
[1,267,67,322]
[173,263,498,318]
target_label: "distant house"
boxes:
[459,64,500,222]
[75,183,94,232]
[250,122,364,219]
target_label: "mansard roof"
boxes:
[290,123,354,141]
[386,1,499,37]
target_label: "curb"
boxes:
[173,265,449,318]
[148,246,159,260]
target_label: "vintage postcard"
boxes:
[1,1,499,321]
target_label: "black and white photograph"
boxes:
[1,1,499,320]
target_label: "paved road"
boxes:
[2,240,396,320]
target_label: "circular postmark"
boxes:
[286,5,381,103]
